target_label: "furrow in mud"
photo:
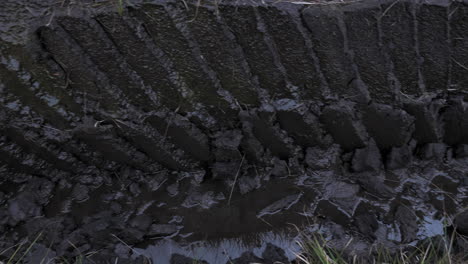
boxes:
[294,8,331,98]
[380,1,422,96]
[417,3,450,94]
[217,5,267,102]
[129,5,235,119]
[144,4,241,123]
[275,100,329,148]
[0,124,85,175]
[80,118,199,172]
[412,0,426,93]
[144,113,211,162]
[1,94,160,174]
[449,1,468,92]
[220,5,293,100]
[120,131,196,171]
[95,13,197,113]
[301,7,355,99]
[0,72,104,175]
[0,71,190,176]
[258,7,322,100]
[0,135,72,179]
[0,41,194,173]
[57,17,164,111]
[90,14,212,161]
[37,25,123,116]
[417,4,450,92]
[0,96,123,175]
[167,4,260,107]
[0,63,71,130]
[0,44,84,120]
[240,110,299,160]
[38,24,203,168]
[73,128,160,171]
[319,101,369,151]
[441,97,468,145]
[362,103,415,151]
[402,98,444,144]
[344,4,392,103]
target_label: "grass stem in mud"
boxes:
[116,0,124,15]
[228,154,245,206]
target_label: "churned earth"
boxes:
[0,0,468,263]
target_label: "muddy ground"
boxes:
[0,0,468,263]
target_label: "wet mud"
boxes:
[0,0,468,263]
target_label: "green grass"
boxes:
[1,234,98,264]
[116,0,125,15]
[1,233,153,264]
[1,232,43,264]
[295,231,468,264]
[296,235,348,264]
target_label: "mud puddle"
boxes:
[138,231,300,263]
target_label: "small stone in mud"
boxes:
[71,184,89,202]
[214,130,243,150]
[353,202,379,239]
[130,215,152,231]
[305,144,341,170]
[395,205,419,243]
[420,143,447,161]
[238,175,259,194]
[270,157,289,177]
[257,193,302,218]
[192,170,206,184]
[148,224,179,237]
[169,215,183,224]
[8,194,42,222]
[455,144,468,158]
[170,253,208,264]
[213,130,243,161]
[429,193,457,214]
[230,251,263,264]
[129,182,141,196]
[355,172,395,199]
[262,243,288,263]
[352,140,382,172]
[327,182,360,213]
[78,174,101,186]
[166,182,179,197]
[328,182,360,200]
[182,190,218,209]
[114,243,131,259]
[386,144,413,169]
[315,200,350,227]
[362,103,415,149]
[454,210,468,235]
[28,178,54,205]
[110,202,122,214]
[431,175,459,193]
[212,161,242,179]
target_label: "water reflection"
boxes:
[138,231,300,264]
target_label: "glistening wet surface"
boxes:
[19,153,464,264]
[139,231,301,263]
[2,0,468,263]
